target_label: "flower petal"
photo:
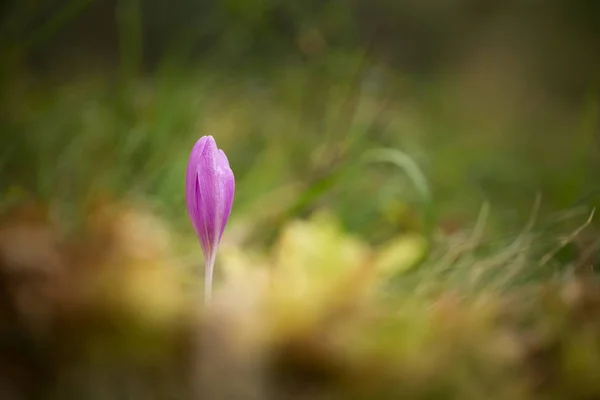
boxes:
[185,136,210,240]
[217,149,235,240]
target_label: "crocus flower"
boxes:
[186,135,235,304]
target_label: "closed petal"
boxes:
[186,136,209,241]
[196,137,220,257]
[217,149,235,240]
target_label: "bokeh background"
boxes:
[1,1,600,399]
[3,0,600,235]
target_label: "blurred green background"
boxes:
[1,0,600,263]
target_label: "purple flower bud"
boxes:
[185,135,235,303]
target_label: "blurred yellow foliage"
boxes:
[268,211,372,334]
[215,211,429,340]
[103,260,189,328]
[374,233,428,277]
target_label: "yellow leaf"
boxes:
[375,234,428,277]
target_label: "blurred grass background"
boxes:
[1,0,600,399]
[2,0,599,239]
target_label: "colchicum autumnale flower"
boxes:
[186,135,235,304]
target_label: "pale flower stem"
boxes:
[204,252,217,305]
